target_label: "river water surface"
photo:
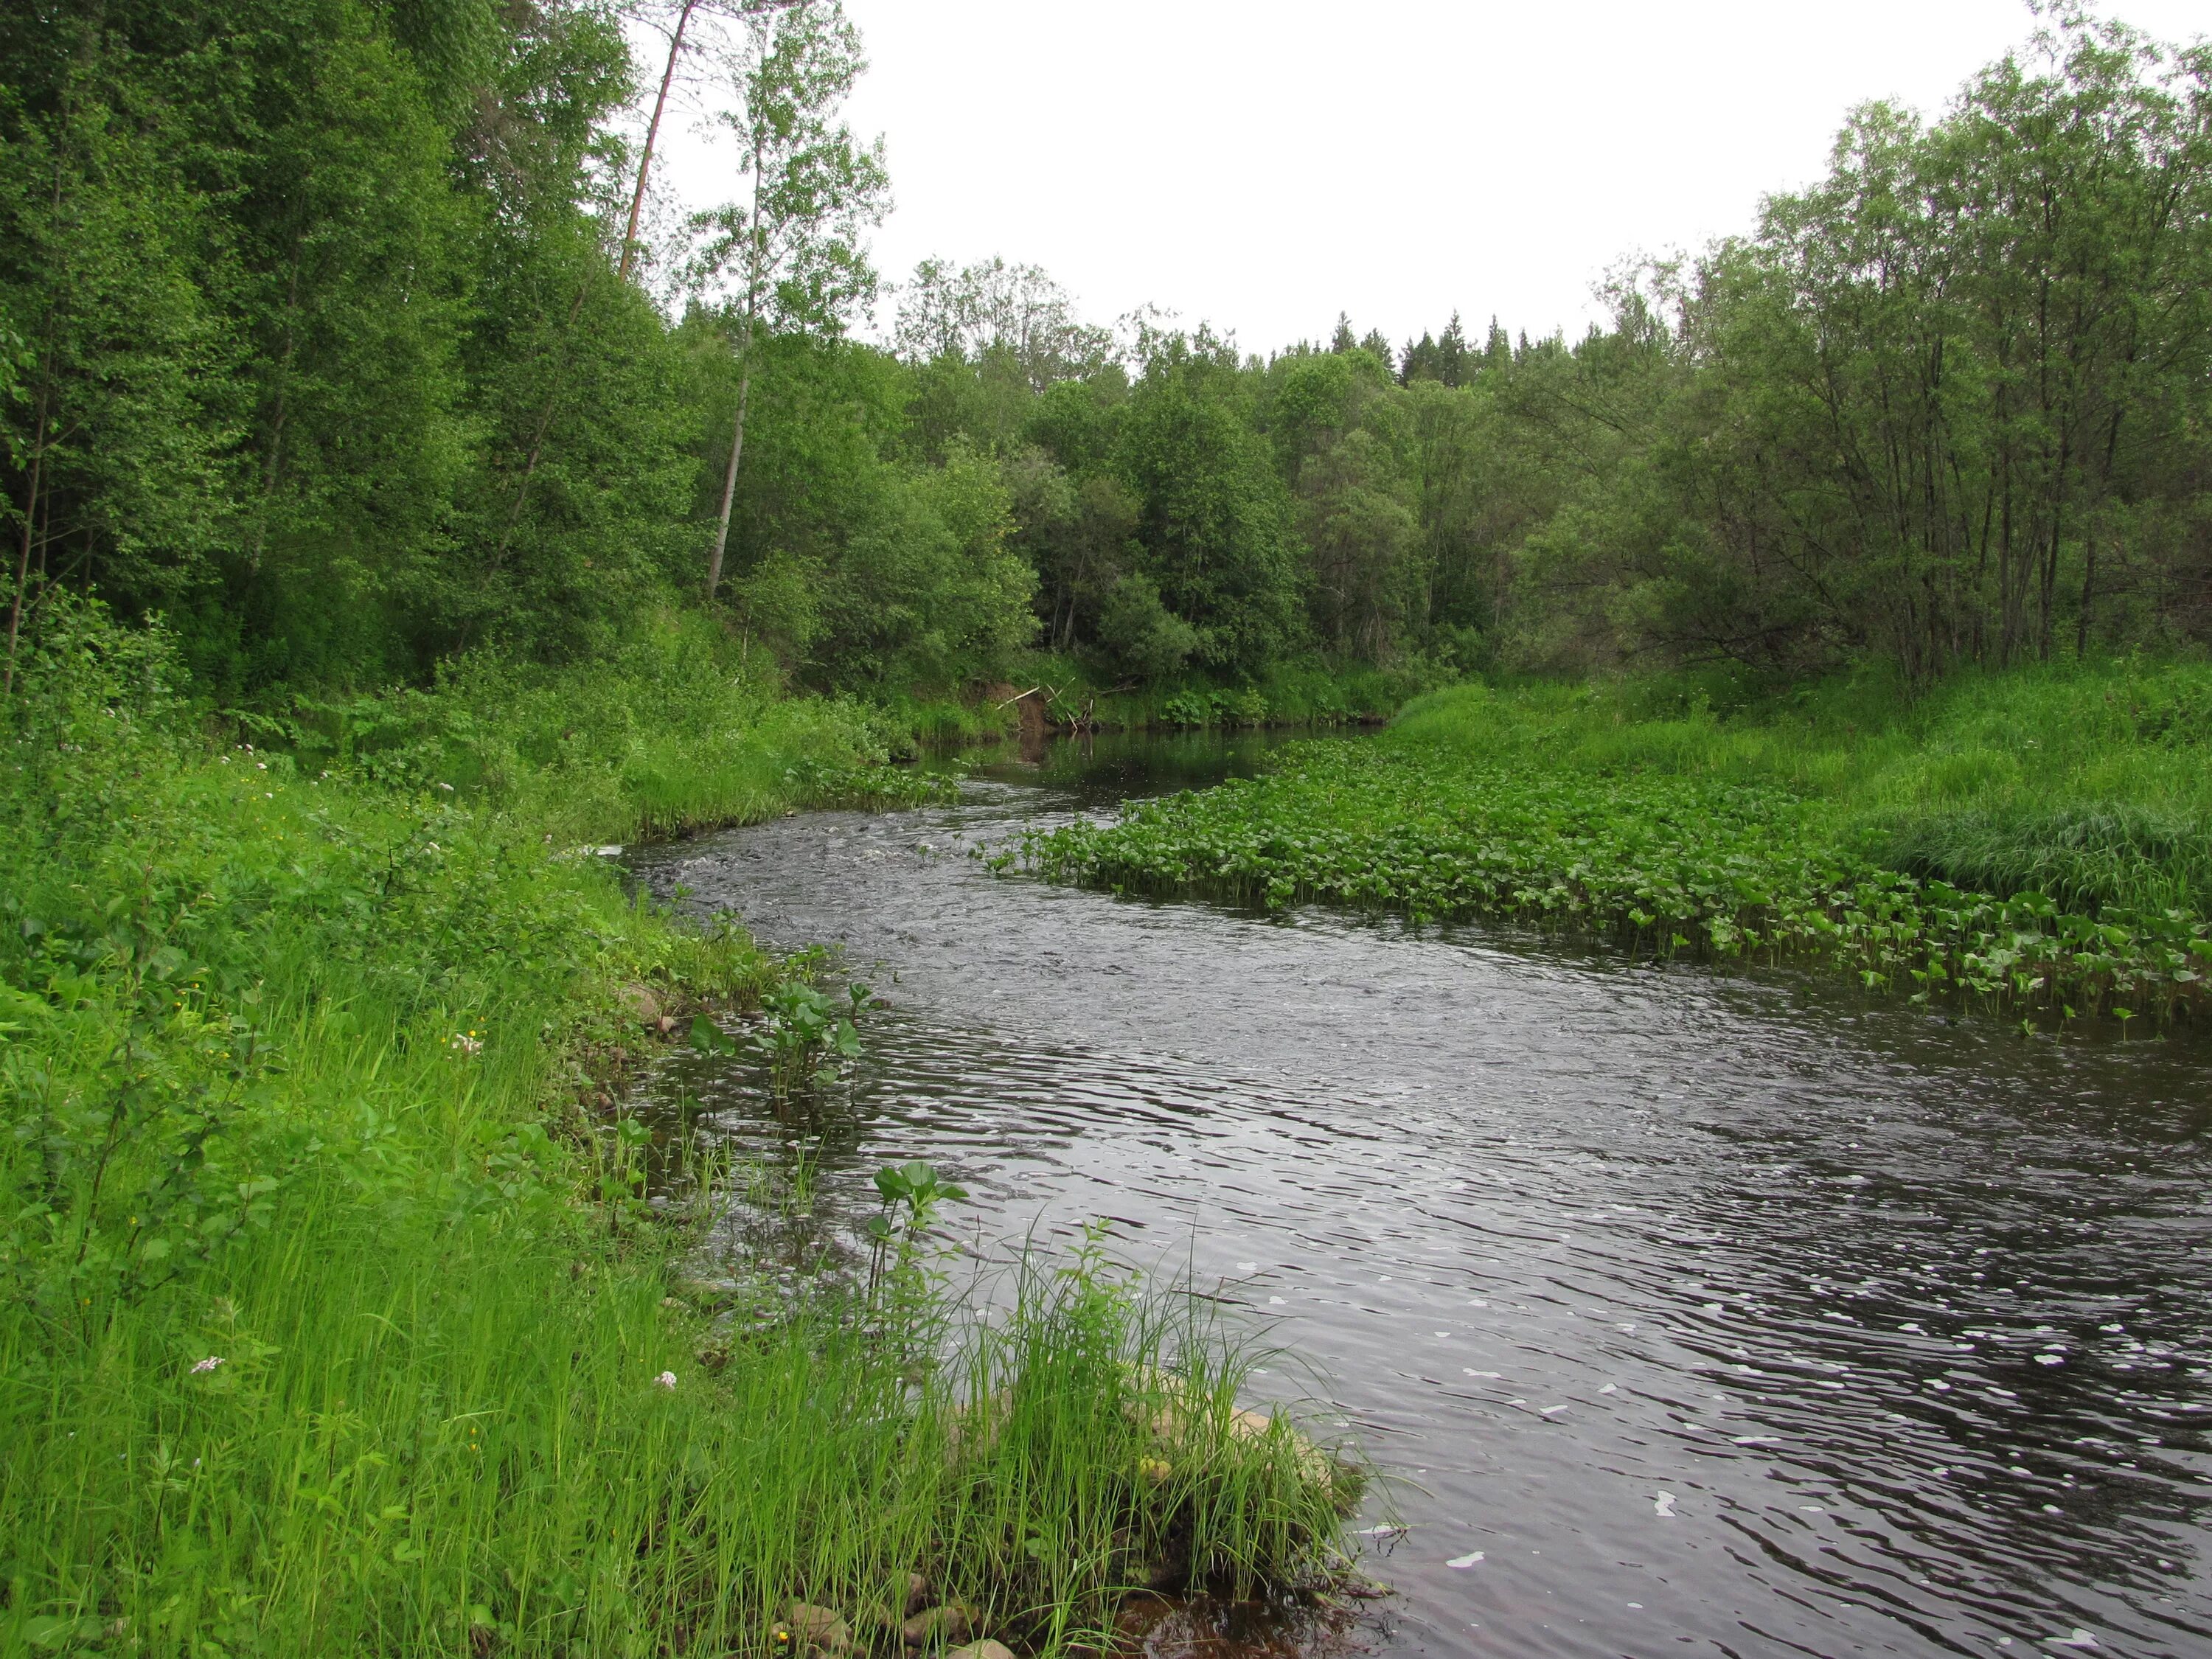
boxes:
[628,732,2212,1659]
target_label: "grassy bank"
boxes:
[1390,664,2212,917]
[0,605,1353,1656]
[1013,663,2212,1028]
[226,612,950,843]
[919,656,1436,742]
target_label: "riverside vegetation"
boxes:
[8,7,2210,709]
[1015,664,2212,1031]
[0,602,1359,1655]
[8,0,2212,1650]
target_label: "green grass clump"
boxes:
[1,602,1352,1655]
[234,609,951,844]
[1012,740,2211,1026]
[1388,660,2212,916]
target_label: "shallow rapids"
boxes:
[628,731,2212,1658]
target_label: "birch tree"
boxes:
[688,0,886,599]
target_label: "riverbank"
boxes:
[882,657,1431,753]
[1015,663,2212,1028]
[0,604,1353,1656]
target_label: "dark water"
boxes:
[628,731,2212,1658]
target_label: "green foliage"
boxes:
[686,0,889,602]
[1012,713,2212,1026]
[863,1158,965,1304]
[1155,685,1267,730]
[9,2,2211,714]
[0,0,676,689]
[693,977,869,1096]
[1392,661,2212,916]
[1097,571,1200,681]
[816,447,1040,686]
[1543,15,2212,681]
[1111,335,1303,675]
[0,599,1348,1655]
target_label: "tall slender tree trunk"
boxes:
[2076,529,2098,658]
[247,243,305,576]
[619,0,700,281]
[706,138,772,602]
[496,0,700,563]
[706,349,751,600]
[4,384,49,695]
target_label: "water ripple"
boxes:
[630,734,2212,1658]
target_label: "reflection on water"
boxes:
[629,731,2212,1658]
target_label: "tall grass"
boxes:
[0,603,1352,1655]
[235,609,947,845]
[1391,659,2212,914]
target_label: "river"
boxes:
[627,731,2212,1658]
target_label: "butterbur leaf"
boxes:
[863,1214,894,1240]
[873,1166,911,1202]
[898,1160,937,1194]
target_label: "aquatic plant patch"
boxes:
[1010,743,2211,1026]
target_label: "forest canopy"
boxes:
[2,1,2208,701]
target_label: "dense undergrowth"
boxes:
[876,656,1427,754]
[1015,662,2212,1029]
[223,612,952,844]
[0,604,1353,1656]
[1015,658,1427,736]
[1390,664,2212,917]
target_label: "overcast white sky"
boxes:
[647,0,2210,356]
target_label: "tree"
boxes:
[893,256,1114,389]
[687,0,887,600]
[617,0,804,282]
[1300,428,1418,660]
[1113,332,1302,674]
[0,27,232,689]
[1661,10,2212,681]
[816,444,1037,684]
